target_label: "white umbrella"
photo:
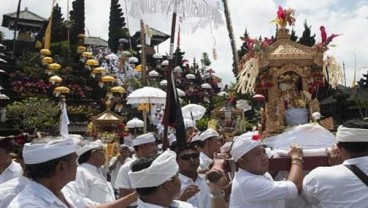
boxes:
[0,93,9,100]
[129,57,139,63]
[217,91,228,96]
[161,60,169,66]
[0,85,3,91]
[153,53,163,59]
[173,66,183,73]
[148,70,160,77]
[159,80,167,86]
[105,53,119,60]
[0,69,6,73]
[126,86,166,105]
[177,88,186,97]
[185,74,196,80]
[201,83,212,89]
[0,58,7,63]
[182,104,206,121]
[236,99,252,112]
[126,117,144,128]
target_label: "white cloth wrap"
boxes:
[231,132,262,162]
[129,150,178,188]
[23,139,78,165]
[132,132,155,146]
[336,125,368,142]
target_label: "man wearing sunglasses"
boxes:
[171,142,211,208]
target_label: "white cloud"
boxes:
[1,0,368,86]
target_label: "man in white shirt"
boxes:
[109,144,132,190]
[74,140,115,203]
[128,149,193,208]
[115,132,157,207]
[0,137,22,184]
[171,142,211,208]
[191,128,221,172]
[302,119,368,208]
[229,132,304,208]
[8,137,86,207]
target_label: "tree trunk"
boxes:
[222,0,240,76]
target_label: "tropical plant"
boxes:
[6,98,60,134]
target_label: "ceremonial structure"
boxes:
[236,7,342,138]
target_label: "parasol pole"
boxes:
[140,20,148,133]
[163,0,178,150]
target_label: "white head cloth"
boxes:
[198,128,219,141]
[336,125,368,142]
[231,132,262,162]
[129,150,178,188]
[76,139,104,157]
[133,132,155,147]
[23,138,78,165]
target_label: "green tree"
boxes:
[6,98,60,134]
[108,0,127,52]
[200,52,211,68]
[51,4,68,42]
[238,28,249,59]
[290,29,298,42]
[298,20,316,47]
[69,0,85,45]
[174,47,185,67]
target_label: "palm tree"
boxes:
[222,0,239,76]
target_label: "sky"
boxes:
[1,0,368,87]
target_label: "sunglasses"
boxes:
[180,152,200,161]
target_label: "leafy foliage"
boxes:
[200,52,211,67]
[69,0,85,45]
[108,0,127,52]
[290,29,298,42]
[51,4,68,42]
[6,98,60,133]
[298,20,316,47]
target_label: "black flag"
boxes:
[162,71,186,146]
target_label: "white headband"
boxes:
[23,139,78,165]
[231,132,262,162]
[336,126,368,142]
[128,150,178,188]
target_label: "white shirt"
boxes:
[199,152,213,171]
[303,156,368,208]
[115,157,136,189]
[229,169,298,208]
[178,173,211,208]
[137,198,194,208]
[0,160,23,184]
[8,180,89,208]
[0,175,29,207]
[115,158,137,206]
[109,156,132,188]
[74,163,115,203]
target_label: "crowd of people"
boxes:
[0,119,367,207]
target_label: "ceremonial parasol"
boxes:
[126,86,166,105]
[126,117,144,128]
[182,104,206,121]
[127,87,167,132]
[176,88,186,97]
